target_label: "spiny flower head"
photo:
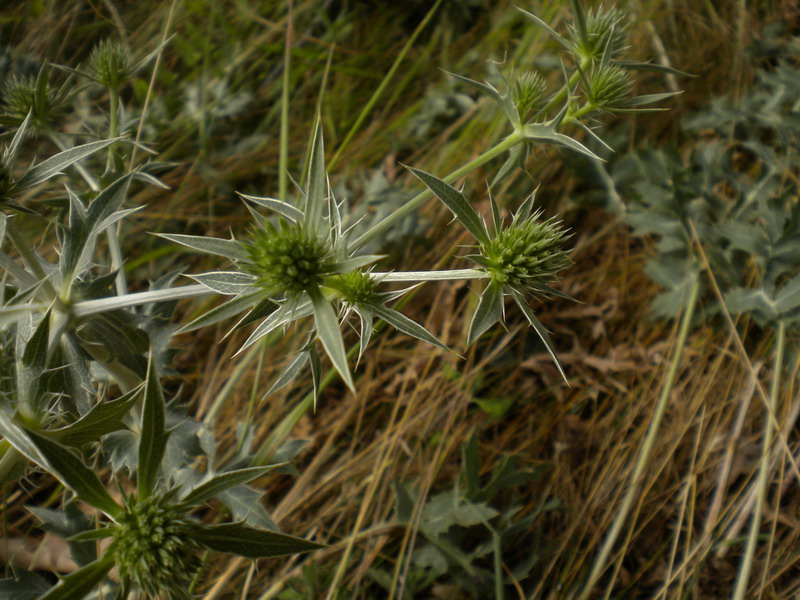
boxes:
[111,494,200,599]
[244,221,334,296]
[1,72,69,131]
[481,212,572,294]
[588,63,632,110]
[513,70,547,121]
[570,6,628,62]
[334,271,380,307]
[88,39,132,91]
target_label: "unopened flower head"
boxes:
[1,74,68,130]
[570,6,628,61]
[481,211,572,294]
[112,495,200,599]
[88,39,132,91]
[588,64,632,110]
[334,271,380,307]
[513,70,547,121]
[244,221,334,296]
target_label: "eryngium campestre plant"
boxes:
[112,494,200,600]
[480,210,573,295]
[244,221,335,297]
[0,67,72,130]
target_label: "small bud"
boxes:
[588,64,632,110]
[481,210,572,294]
[570,6,628,62]
[244,221,334,296]
[513,70,547,121]
[334,271,380,307]
[88,39,132,91]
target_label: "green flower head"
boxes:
[570,6,628,62]
[1,70,70,130]
[88,39,132,91]
[481,211,572,294]
[243,220,334,296]
[112,494,200,600]
[588,64,632,110]
[333,271,380,307]
[513,70,547,121]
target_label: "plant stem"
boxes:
[579,275,701,600]
[732,319,786,600]
[374,269,489,282]
[71,284,211,317]
[351,131,523,251]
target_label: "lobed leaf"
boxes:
[180,465,280,507]
[37,555,114,600]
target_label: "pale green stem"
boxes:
[535,58,588,120]
[327,0,445,172]
[107,87,119,171]
[373,269,489,282]
[579,275,701,600]
[71,284,211,318]
[732,320,786,600]
[351,131,523,251]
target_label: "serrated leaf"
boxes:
[467,280,504,345]
[406,166,489,244]
[138,353,168,500]
[309,347,321,407]
[25,430,122,518]
[23,138,123,188]
[180,465,279,507]
[217,485,279,531]
[238,193,304,223]
[613,60,696,78]
[355,307,374,360]
[512,292,567,383]
[188,522,325,558]
[37,555,114,600]
[309,287,354,392]
[187,271,257,295]
[158,233,248,262]
[48,386,141,447]
[443,70,502,104]
[263,352,309,398]
[372,305,448,351]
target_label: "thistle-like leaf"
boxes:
[158,233,248,262]
[138,353,168,500]
[188,522,325,558]
[467,279,504,346]
[238,193,304,223]
[309,287,355,392]
[37,555,115,600]
[180,465,280,507]
[372,304,449,351]
[187,271,258,295]
[25,430,122,518]
[511,291,567,383]
[304,116,326,233]
[406,166,489,245]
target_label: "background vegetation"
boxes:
[2,0,800,598]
